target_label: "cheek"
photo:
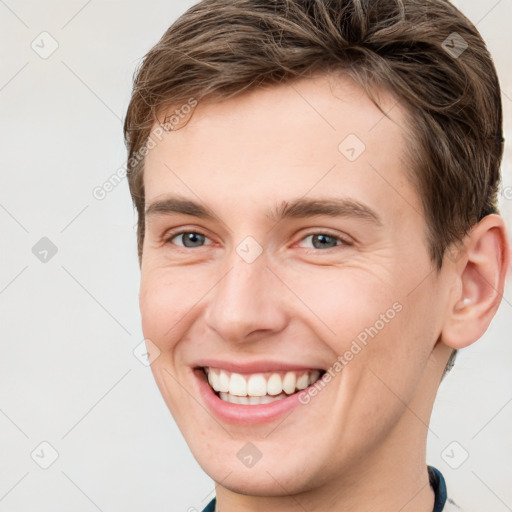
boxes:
[284,266,402,350]
[348,280,442,416]
[139,269,202,351]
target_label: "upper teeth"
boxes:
[205,368,322,396]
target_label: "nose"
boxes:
[203,253,288,344]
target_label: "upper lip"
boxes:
[194,359,326,374]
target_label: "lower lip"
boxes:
[194,369,309,425]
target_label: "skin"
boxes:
[138,72,510,511]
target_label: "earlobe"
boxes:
[441,214,510,350]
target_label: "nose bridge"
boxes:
[204,250,287,343]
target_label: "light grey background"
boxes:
[0,1,511,511]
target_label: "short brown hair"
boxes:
[124,0,504,269]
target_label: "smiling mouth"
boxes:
[200,367,326,405]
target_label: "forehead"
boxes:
[143,73,418,220]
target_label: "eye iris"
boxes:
[312,234,338,249]
[182,232,205,247]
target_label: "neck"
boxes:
[215,435,435,512]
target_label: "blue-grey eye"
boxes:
[303,233,342,249]
[172,232,209,248]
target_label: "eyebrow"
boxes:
[145,195,382,225]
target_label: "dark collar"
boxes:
[428,465,448,512]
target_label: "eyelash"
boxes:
[163,229,352,251]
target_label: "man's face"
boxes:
[139,74,452,495]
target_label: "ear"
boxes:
[441,214,511,349]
